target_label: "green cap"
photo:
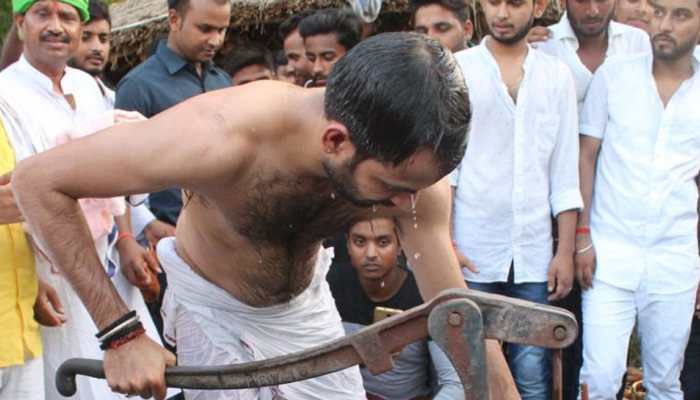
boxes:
[13,0,90,22]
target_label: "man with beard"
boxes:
[411,0,474,53]
[299,8,363,88]
[531,0,650,110]
[278,10,314,86]
[576,0,700,397]
[451,0,582,397]
[11,32,520,400]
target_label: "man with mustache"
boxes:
[11,32,520,400]
[576,0,700,396]
[299,8,363,88]
[0,1,168,399]
[450,0,582,397]
[327,217,463,399]
[411,0,474,53]
[532,0,650,110]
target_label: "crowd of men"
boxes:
[0,0,699,399]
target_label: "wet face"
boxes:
[231,64,273,85]
[347,218,400,281]
[275,64,296,83]
[169,0,230,63]
[566,0,617,38]
[71,19,110,76]
[304,32,347,87]
[283,29,312,86]
[649,0,700,60]
[414,4,473,52]
[615,0,653,32]
[16,1,82,70]
[322,149,442,211]
[481,0,543,45]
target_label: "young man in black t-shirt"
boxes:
[327,217,464,400]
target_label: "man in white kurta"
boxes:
[452,28,582,400]
[577,0,700,395]
[0,1,164,398]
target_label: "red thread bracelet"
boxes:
[107,326,145,350]
[116,231,134,244]
[575,226,590,235]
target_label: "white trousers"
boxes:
[0,356,44,400]
[579,279,696,400]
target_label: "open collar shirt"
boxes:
[0,55,110,160]
[580,52,700,294]
[536,15,651,111]
[450,42,582,284]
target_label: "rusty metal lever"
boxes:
[56,288,577,397]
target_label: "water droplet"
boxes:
[372,205,377,213]
[288,224,293,229]
[413,223,418,229]
[410,194,417,211]
[258,258,263,264]
[380,281,385,289]
[414,253,422,260]
[330,192,336,200]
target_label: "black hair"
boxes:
[221,45,272,77]
[410,0,472,22]
[325,32,470,176]
[298,8,363,52]
[167,0,229,14]
[272,49,288,70]
[278,9,315,41]
[88,0,111,26]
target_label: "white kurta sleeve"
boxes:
[549,64,584,216]
[579,63,610,139]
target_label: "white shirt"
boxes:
[0,56,110,159]
[451,42,583,284]
[580,52,700,294]
[536,16,651,110]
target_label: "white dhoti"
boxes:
[39,236,176,400]
[158,238,365,400]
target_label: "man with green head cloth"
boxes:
[13,0,90,22]
[0,1,167,399]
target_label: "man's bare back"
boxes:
[11,32,520,399]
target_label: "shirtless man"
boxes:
[11,32,517,399]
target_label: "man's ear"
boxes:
[464,19,474,43]
[534,0,548,19]
[14,15,25,41]
[321,122,354,155]
[168,9,181,32]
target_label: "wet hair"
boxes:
[410,0,472,22]
[221,45,272,77]
[88,0,111,26]
[298,8,363,52]
[272,49,288,70]
[278,9,315,41]
[325,32,470,176]
[167,0,229,14]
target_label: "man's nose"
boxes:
[365,243,378,259]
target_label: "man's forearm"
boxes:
[13,162,128,329]
[578,143,599,227]
[555,210,577,255]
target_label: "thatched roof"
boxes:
[107,0,561,73]
[108,0,411,69]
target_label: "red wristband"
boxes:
[107,326,145,350]
[116,231,134,244]
[575,226,590,235]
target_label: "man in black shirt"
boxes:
[327,217,464,399]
